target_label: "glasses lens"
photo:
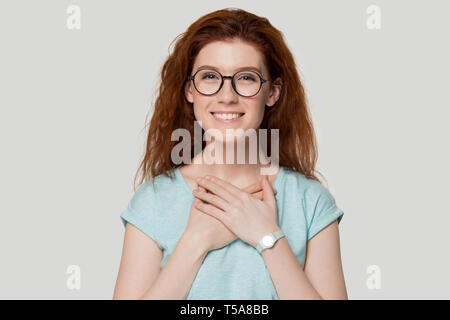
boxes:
[194,69,221,95]
[234,71,261,97]
[193,69,262,96]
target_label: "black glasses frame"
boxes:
[187,68,270,98]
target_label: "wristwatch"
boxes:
[256,230,285,253]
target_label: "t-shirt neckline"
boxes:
[174,165,285,198]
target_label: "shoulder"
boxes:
[280,167,331,199]
[127,169,179,211]
[280,167,340,216]
[120,169,181,237]
[280,167,344,240]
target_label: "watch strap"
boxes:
[256,229,285,253]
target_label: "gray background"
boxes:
[0,0,449,299]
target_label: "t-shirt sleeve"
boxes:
[120,181,164,251]
[304,181,344,241]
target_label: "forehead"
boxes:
[193,39,267,75]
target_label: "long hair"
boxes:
[133,7,324,191]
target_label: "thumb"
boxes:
[262,175,276,207]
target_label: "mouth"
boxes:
[210,112,245,123]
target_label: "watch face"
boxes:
[262,235,275,247]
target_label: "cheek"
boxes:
[192,99,212,124]
[247,103,266,126]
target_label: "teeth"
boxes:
[212,113,243,120]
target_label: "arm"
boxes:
[261,220,347,300]
[139,230,208,300]
[113,222,163,299]
[113,223,208,300]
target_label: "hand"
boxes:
[184,180,276,252]
[193,174,280,249]
[242,180,277,201]
[184,184,238,253]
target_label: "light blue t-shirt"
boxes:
[120,166,344,300]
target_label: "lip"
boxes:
[210,112,245,124]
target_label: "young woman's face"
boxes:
[184,39,281,141]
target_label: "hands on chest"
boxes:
[184,174,280,253]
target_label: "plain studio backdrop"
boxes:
[0,0,449,299]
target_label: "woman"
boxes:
[113,8,347,300]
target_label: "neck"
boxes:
[188,134,279,185]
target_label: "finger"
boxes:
[193,197,202,207]
[193,188,230,211]
[251,190,263,200]
[195,200,231,226]
[193,185,211,203]
[207,175,246,200]
[241,182,261,194]
[262,175,276,207]
[243,180,277,195]
[197,176,239,203]
[197,176,277,203]
[204,175,259,201]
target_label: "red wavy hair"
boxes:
[133,7,324,191]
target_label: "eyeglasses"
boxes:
[187,68,270,97]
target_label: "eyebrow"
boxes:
[196,65,263,76]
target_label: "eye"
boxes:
[237,74,257,82]
[202,73,219,80]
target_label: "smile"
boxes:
[210,112,245,123]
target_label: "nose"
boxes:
[217,77,239,103]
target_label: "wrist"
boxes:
[181,231,210,257]
[255,228,285,254]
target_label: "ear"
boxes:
[184,80,194,104]
[265,77,282,107]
